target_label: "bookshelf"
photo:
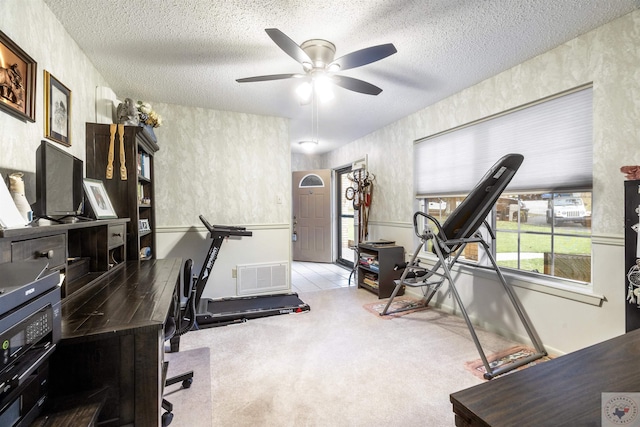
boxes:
[357,243,404,298]
[85,123,159,261]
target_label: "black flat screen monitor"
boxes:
[34,140,84,219]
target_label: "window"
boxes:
[336,166,355,268]
[299,174,324,187]
[415,86,593,284]
[422,192,592,283]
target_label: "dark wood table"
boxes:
[47,258,182,426]
[450,328,640,426]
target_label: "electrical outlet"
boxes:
[277,195,283,204]
[232,268,237,278]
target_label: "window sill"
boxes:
[413,252,605,307]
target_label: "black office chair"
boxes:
[162,259,197,427]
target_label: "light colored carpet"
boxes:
[164,347,212,427]
[173,286,521,426]
[362,297,430,318]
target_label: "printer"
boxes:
[0,259,61,426]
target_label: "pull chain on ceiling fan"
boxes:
[237,28,397,96]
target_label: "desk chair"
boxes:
[162,259,197,426]
[381,153,546,379]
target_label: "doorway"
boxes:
[336,165,355,268]
[292,170,332,263]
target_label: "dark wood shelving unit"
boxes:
[357,243,404,299]
[85,123,159,261]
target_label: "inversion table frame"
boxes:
[381,153,546,379]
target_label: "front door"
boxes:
[292,170,332,262]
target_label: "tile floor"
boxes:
[291,261,354,293]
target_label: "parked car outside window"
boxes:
[546,196,588,225]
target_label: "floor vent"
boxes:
[237,262,289,296]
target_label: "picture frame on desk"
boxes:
[44,70,71,146]
[0,31,36,122]
[83,178,117,219]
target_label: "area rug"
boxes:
[363,298,429,319]
[164,347,213,426]
[464,345,553,380]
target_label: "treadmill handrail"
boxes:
[199,215,253,237]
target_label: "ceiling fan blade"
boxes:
[330,43,397,71]
[236,73,303,83]
[332,75,383,95]
[265,28,312,65]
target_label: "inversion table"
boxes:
[381,153,546,379]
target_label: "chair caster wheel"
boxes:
[162,411,173,426]
[183,378,193,388]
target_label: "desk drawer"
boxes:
[108,224,126,248]
[12,234,66,270]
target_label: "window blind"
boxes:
[414,86,593,197]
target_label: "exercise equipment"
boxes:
[192,215,310,328]
[381,153,546,379]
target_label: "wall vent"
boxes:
[237,262,289,296]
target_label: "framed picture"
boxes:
[44,70,71,146]
[139,219,151,232]
[0,31,36,122]
[83,178,117,219]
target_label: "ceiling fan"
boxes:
[236,28,397,97]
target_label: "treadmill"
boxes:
[193,215,310,328]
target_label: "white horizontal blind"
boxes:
[415,87,593,196]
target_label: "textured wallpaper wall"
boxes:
[323,10,640,238]
[320,10,639,353]
[0,0,109,181]
[151,103,290,227]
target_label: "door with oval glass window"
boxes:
[292,170,332,262]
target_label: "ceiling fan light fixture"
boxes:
[298,140,318,150]
[296,81,313,103]
[237,29,395,97]
[314,75,334,103]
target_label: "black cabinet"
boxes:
[357,243,404,299]
[625,180,640,332]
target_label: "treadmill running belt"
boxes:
[196,293,310,328]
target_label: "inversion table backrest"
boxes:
[438,153,524,251]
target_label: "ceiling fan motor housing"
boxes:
[300,39,336,70]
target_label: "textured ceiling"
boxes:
[44,0,639,154]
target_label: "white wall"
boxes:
[151,102,292,299]
[320,10,640,354]
[0,1,110,172]
[292,152,323,171]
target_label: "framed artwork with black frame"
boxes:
[83,178,117,219]
[0,31,37,122]
[44,70,72,146]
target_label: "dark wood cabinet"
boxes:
[450,328,640,426]
[50,258,182,426]
[2,222,180,426]
[0,219,128,298]
[357,243,404,298]
[85,123,159,261]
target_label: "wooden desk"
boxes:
[49,258,182,426]
[450,328,640,426]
